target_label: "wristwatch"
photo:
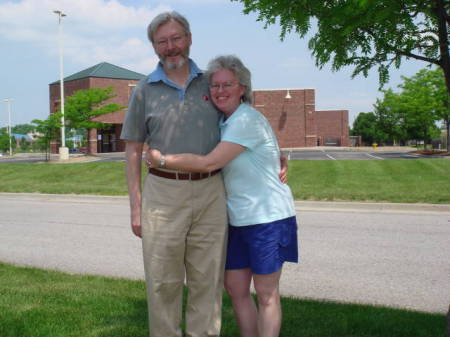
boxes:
[159,155,166,168]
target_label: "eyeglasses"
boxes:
[209,83,239,91]
[155,34,187,48]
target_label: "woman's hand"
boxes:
[279,154,288,184]
[146,148,162,168]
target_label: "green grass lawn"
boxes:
[0,159,449,203]
[0,263,445,337]
[288,159,450,203]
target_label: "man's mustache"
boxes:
[166,51,182,57]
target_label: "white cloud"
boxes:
[0,0,169,71]
[0,0,169,33]
[64,35,158,73]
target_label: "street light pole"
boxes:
[53,9,69,160]
[3,98,13,156]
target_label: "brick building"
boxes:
[49,63,349,153]
[253,89,349,147]
[49,62,145,153]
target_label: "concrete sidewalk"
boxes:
[1,192,449,314]
[1,192,450,214]
[295,200,450,214]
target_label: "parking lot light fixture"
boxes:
[3,98,13,156]
[53,9,69,160]
[285,89,292,99]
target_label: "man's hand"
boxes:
[125,141,144,238]
[131,212,142,238]
[145,148,162,168]
[279,154,288,184]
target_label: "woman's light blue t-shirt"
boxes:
[219,103,296,227]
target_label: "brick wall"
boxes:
[315,110,349,146]
[49,77,140,153]
[253,89,316,148]
[49,77,139,119]
[252,89,349,148]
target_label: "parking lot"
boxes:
[0,147,447,163]
[284,149,433,160]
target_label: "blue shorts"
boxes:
[225,216,299,275]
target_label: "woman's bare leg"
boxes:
[224,268,258,337]
[253,269,282,337]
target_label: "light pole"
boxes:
[3,98,13,156]
[53,9,69,160]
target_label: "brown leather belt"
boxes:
[148,168,220,181]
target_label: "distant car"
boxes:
[0,153,3,157]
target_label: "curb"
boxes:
[295,200,450,214]
[1,193,449,214]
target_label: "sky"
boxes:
[0,0,426,129]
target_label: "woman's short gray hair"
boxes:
[147,11,191,43]
[207,55,253,104]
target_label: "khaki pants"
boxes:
[141,173,228,337]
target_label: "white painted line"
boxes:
[326,154,336,160]
[366,153,384,160]
[405,154,420,157]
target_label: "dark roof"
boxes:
[50,62,146,84]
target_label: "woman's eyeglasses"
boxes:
[209,83,239,91]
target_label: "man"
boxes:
[120,11,228,337]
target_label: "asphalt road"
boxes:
[1,193,448,314]
[285,150,429,160]
[0,148,446,163]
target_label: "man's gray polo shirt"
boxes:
[120,60,221,155]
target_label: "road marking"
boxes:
[326,154,336,160]
[366,153,384,160]
[405,154,420,158]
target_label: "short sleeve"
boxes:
[120,80,147,143]
[221,109,268,149]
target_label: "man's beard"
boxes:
[160,47,190,70]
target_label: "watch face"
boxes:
[160,155,166,168]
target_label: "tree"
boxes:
[32,112,62,160]
[0,129,17,154]
[19,137,31,152]
[396,68,445,146]
[232,0,450,93]
[61,87,124,154]
[64,87,124,131]
[12,124,35,135]
[0,129,11,154]
[373,73,442,147]
[398,67,450,149]
[373,89,407,145]
[351,112,380,145]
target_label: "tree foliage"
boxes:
[31,87,124,156]
[12,124,35,134]
[232,0,450,93]
[355,68,445,146]
[350,112,379,144]
[63,87,124,131]
[373,89,409,144]
[0,129,12,153]
[32,112,62,158]
[396,68,448,145]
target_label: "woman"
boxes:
[147,55,298,337]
